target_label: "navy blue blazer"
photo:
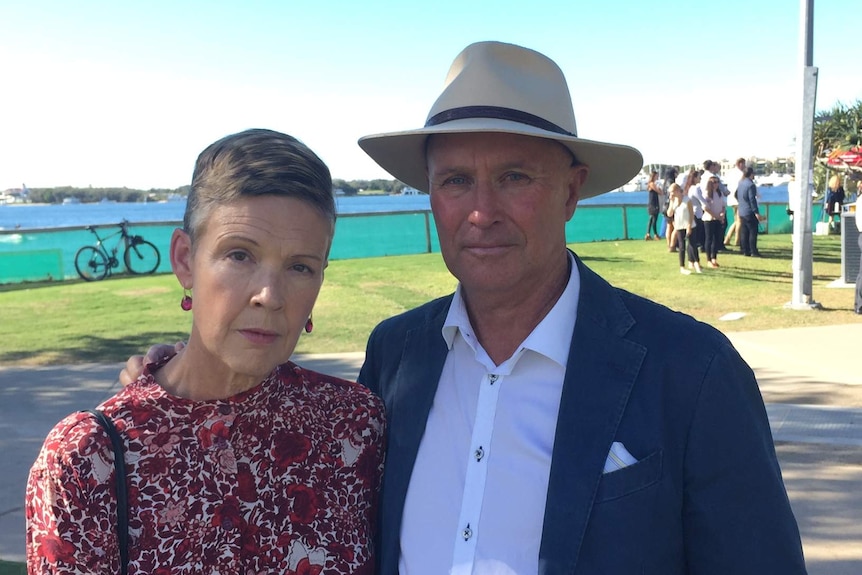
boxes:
[736,177,760,219]
[358,254,806,574]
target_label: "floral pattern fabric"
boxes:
[26,361,385,574]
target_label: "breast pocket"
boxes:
[595,449,663,503]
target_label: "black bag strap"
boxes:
[85,409,129,575]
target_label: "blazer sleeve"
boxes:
[750,184,760,215]
[682,343,806,573]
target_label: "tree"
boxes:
[812,99,862,196]
[332,179,358,196]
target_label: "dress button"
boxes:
[218,404,231,415]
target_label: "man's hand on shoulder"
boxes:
[119,342,185,386]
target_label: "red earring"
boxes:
[304,316,313,333]
[180,289,192,311]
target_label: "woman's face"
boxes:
[173,194,332,383]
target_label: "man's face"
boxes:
[426,132,586,303]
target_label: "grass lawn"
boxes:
[0,233,857,367]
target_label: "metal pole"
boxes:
[789,0,821,309]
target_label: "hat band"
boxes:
[426,106,576,137]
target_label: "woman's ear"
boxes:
[170,228,193,288]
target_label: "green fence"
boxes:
[0,203,828,285]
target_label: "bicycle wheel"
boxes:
[124,239,161,275]
[74,246,110,281]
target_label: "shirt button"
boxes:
[219,404,231,415]
[462,524,472,541]
[488,374,498,385]
[474,446,484,462]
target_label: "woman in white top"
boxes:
[702,175,727,268]
[686,170,706,254]
[668,184,702,274]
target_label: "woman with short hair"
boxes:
[26,129,385,574]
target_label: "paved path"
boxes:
[1,326,860,572]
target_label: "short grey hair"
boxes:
[184,129,335,244]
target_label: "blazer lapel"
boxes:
[539,256,647,574]
[379,298,451,573]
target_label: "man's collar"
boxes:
[441,252,580,367]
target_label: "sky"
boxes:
[1,0,860,191]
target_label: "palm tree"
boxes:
[812,99,862,197]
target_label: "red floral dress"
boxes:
[26,361,385,574]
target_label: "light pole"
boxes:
[788,0,821,310]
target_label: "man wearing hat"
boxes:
[121,40,806,574]
[358,41,806,574]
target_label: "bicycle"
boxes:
[74,220,161,281]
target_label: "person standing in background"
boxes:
[737,166,764,257]
[685,168,705,267]
[826,174,846,228]
[668,183,700,274]
[663,166,680,251]
[704,161,730,252]
[645,170,662,240]
[702,175,726,268]
[855,192,862,314]
[724,157,746,247]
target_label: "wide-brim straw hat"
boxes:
[359,41,644,199]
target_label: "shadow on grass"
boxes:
[0,331,190,365]
[0,273,166,293]
[0,279,70,293]
[578,255,634,264]
[712,264,793,284]
[758,239,842,264]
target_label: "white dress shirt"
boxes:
[688,185,706,219]
[726,167,744,207]
[399,253,580,575]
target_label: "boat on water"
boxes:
[619,173,649,192]
[61,197,81,205]
[398,187,425,196]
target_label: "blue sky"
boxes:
[1,0,859,190]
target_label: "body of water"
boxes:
[0,186,791,231]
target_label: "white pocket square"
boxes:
[603,441,638,474]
